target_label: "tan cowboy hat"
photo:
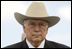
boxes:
[14,1,60,27]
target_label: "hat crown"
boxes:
[25,1,48,17]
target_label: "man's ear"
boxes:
[46,25,49,34]
[22,24,24,29]
[47,25,49,30]
[23,24,26,33]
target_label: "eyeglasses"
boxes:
[27,21,48,29]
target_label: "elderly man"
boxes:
[4,1,70,48]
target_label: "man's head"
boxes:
[23,19,49,42]
[14,1,60,43]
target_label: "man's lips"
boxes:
[32,34,42,37]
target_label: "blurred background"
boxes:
[1,1,71,48]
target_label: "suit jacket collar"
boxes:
[21,38,55,48]
[21,38,29,48]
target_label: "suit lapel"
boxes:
[44,39,55,48]
[21,38,29,48]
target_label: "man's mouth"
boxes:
[32,34,42,37]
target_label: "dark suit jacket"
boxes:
[3,38,70,48]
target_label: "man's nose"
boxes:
[34,25,40,32]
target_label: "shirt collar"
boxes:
[26,38,45,48]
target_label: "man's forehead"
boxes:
[25,19,48,23]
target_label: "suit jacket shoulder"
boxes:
[46,40,70,48]
[3,41,22,48]
[3,38,28,48]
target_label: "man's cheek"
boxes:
[27,28,33,33]
[41,29,46,33]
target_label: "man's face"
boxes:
[23,19,48,42]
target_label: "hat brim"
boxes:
[14,12,60,28]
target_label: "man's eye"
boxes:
[30,23,34,25]
[40,24,44,26]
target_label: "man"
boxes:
[4,1,70,48]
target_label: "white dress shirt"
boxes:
[26,38,45,48]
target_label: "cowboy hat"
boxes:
[14,1,60,27]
